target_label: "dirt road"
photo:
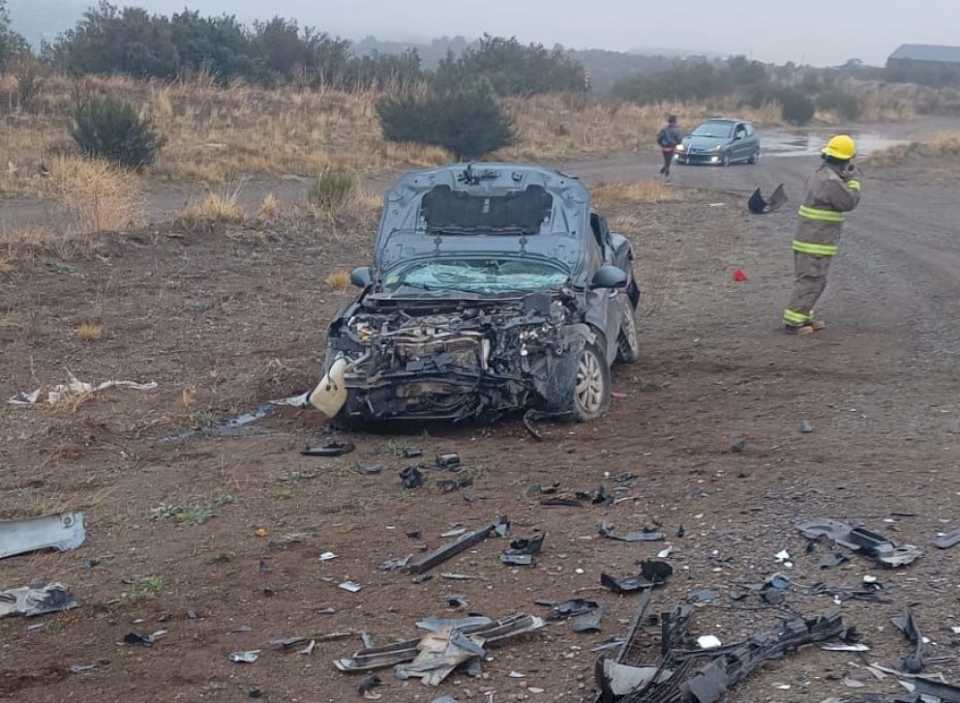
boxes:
[1,126,960,702]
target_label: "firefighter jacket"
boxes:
[793,163,862,257]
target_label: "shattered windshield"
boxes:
[383,258,568,294]
[692,121,734,138]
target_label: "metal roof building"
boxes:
[889,44,960,64]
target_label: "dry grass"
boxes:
[0,254,13,273]
[592,180,684,208]
[308,167,357,211]
[180,189,245,226]
[866,132,960,168]
[258,192,280,220]
[324,270,351,290]
[75,322,103,341]
[44,157,142,233]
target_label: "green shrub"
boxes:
[816,88,861,121]
[70,96,166,169]
[779,90,816,125]
[377,78,515,160]
[308,168,357,210]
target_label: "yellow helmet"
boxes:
[822,134,856,160]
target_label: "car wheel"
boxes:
[748,149,760,164]
[721,152,730,167]
[616,299,640,364]
[572,343,611,422]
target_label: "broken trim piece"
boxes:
[0,512,86,560]
[407,521,500,575]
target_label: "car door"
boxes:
[587,213,626,366]
[732,122,749,160]
[745,123,758,156]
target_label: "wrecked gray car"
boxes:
[309,163,640,424]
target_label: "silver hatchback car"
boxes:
[675,118,761,166]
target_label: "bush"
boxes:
[70,96,166,169]
[779,90,815,125]
[9,55,49,112]
[308,168,357,211]
[816,88,861,121]
[377,79,515,160]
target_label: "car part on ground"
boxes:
[334,614,545,684]
[0,582,77,618]
[797,518,923,568]
[595,598,844,703]
[301,440,355,457]
[0,512,86,560]
[500,533,545,567]
[892,609,927,674]
[407,519,503,575]
[748,184,788,214]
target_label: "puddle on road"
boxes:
[763,129,906,158]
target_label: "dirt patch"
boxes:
[2,177,960,703]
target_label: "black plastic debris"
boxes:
[541,496,582,508]
[407,520,501,575]
[596,600,843,703]
[301,440,355,457]
[598,521,665,543]
[446,595,469,609]
[406,529,422,540]
[911,676,960,703]
[934,527,960,550]
[577,486,614,506]
[500,534,545,567]
[400,466,424,490]
[818,551,850,569]
[747,183,788,214]
[124,632,154,647]
[357,673,382,696]
[797,518,923,568]
[437,477,473,493]
[436,453,461,470]
[570,605,606,633]
[600,562,671,595]
[540,598,599,621]
[892,609,927,674]
[354,463,384,475]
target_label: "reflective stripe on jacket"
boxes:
[794,164,861,257]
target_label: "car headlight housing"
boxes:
[676,144,686,152]
[714,145,724,152]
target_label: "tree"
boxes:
[0,0,30,70]
[377,78,515,160]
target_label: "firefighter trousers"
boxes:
[784,252,832,327]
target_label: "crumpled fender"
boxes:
[531,323,596,411]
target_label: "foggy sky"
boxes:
[79,0,960,66]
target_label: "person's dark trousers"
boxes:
[660,149,674,178]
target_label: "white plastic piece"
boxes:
[697,635,722,650]
[308,358,348,417]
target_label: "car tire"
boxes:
[748,149,760,164]
[616,299,640,364]
[721,152,730,167]
[571,343,611,422]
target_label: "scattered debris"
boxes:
[299,640,317,655]
[774,549,791,563]
[436,453,462,470]
[8,373,158,407]
[732,269,748,283]
[689,590,719,605]
[320,552,338,561]
[69,664,97,674]
[0,583,77,618]
[302,440,355,457]
[596,603,843,703]
[729,436,747,453]
[270,636,308,650]
[500,533,545,567]
[598,521,665,543]
[334,614,545,684]
[229,650,261,664]
[407,520,501,575]
[657,545,673,559]
[357,674,382,698]
[697,635,722,650]
[747,184,788,214]
[570,606,606,633]
[800,419,814,434]
[934,527,960,550]
[446,595,469,609]
[892,609,927,674]
[822,643,871,652]
[0,512,86,560]
[540,598,600,621]
[124,632,157,647]
[379,555,412,572]
[400,465,424,489]
[403,448,423,459]
[354,464,384,475]
[441,527,467,538]
[818,551,850,569]
[601,562,672,595]
[797,518,923,568]
[339,581,363,593]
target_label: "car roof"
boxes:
[701,117,750,124]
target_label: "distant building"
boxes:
[888,44,960,84]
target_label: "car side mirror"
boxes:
[591,265,627,290]
[350,266,372,288]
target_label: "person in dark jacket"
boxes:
[657,115,682,182]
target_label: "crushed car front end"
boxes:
[325,292,594,422]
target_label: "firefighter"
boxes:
[783,135,861,335]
